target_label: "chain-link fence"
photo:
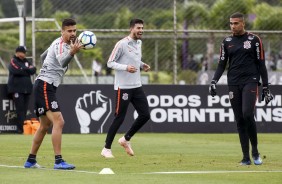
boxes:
[0,0,282,84]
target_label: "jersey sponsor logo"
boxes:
[225,37,232,41]
[256,43,260,59]
[122,93,129,100]
[51,101,59,109]
[243,41,251,49]
[229,91,234,99]
[248,35,254,40]
[228,45,234,48]
[220,43,225,60]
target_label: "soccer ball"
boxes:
[78,31,97,49]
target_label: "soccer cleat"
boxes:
[118,136,134,156]
[253,156,263,165]
[54,160,75,170]
[101,147,114,158]
[24,161,42,168]
[239,158,251,166]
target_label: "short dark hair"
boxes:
[230,12,245,20]
[15,46,27,53]
[62,18,76,28]
[129,19,144,28]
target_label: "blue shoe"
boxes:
[239,158,251,166]
[54,161,75,170]
[24,161,42,168]
[253,156,263,165]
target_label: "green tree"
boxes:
[77,47,103,68]
[53,11,72,24]
[0,33,19,60]
[209,0,256,29]
[204,0,256,70]
[135,8,157,29]
[150,9,173,29]
[41,0,53,18]
[182,1,209,29]
[0,4,4,18]
[114,7,133,29]
[79,12,116,29]
[252,3,282,30]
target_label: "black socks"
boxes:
[55,155,63,164]
[27,154,64,164]
[27,154,36,163]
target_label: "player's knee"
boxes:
[53,114,65,128]
[145,113,150,121]
[141,112,150,122]
[235,117,243,124]
[38,124,49,133]
[236,119,246,129]
[56,120,65,129]
[242,112,254,122]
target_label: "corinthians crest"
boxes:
[122,93,129,100]
[243,40,251,49]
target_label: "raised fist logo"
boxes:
[75,90,112,133]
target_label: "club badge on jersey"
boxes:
[243,41,251,49]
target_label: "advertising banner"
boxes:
[1,84,281,133]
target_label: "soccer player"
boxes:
[24,18,83,169]
[101,19,151,158]
[209,12,273,165]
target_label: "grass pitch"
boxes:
[0,133,281,184]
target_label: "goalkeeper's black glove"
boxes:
[209,80,217,97]
[261,86,274,105]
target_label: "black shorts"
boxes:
[34,79,60,117]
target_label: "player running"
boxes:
[101,19,151,158]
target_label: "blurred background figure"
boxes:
[92,59,102,84]
[92,59,102,77]
[187,54,198,72]
[265,54,276,71]
[201,56,208,71]
[7,46,36,134]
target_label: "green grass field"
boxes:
[0,133,281,184]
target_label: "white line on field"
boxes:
[1,164,282,175]
[0,164,98,174]
[144,170,282,174]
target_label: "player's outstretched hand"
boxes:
[262,86,273,105]
[209,80,217,97]
[70,38,84,56]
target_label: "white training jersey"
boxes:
[107,36,144,90]
[36,37,72,87]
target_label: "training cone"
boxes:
[99,168,115,174]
